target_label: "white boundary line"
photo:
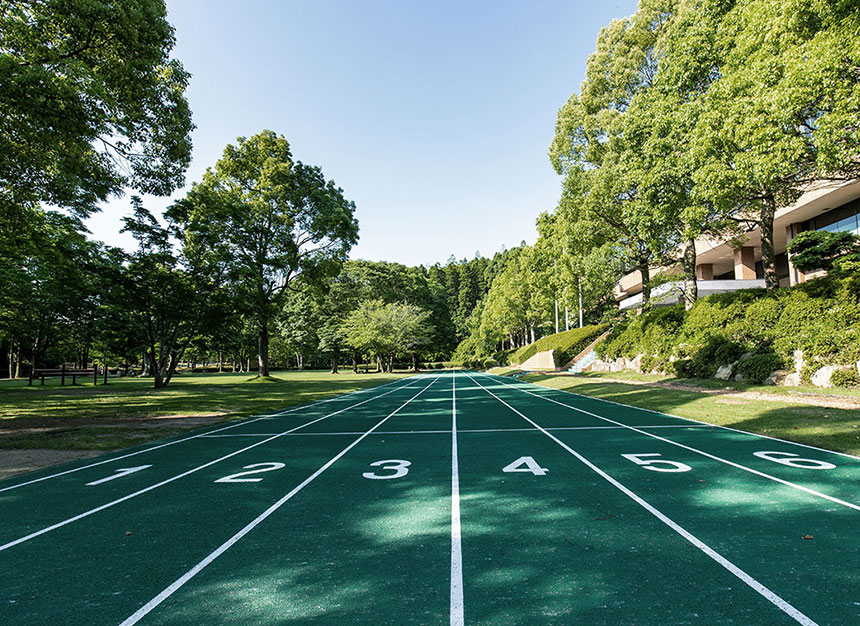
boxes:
[198,424,714,438]
[0,376,416,494]
[118,375,442,626]
[467,374,819,626]
[450,371,465,626]
[486,374,860,512]
[0,376,425,553]
[501,373,860,461]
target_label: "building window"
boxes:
[814,201,860,235]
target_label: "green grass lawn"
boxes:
[0,370,410,450]
[524,373,860,457]
[576,369,860,399]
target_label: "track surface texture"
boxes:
[1,372,857,625]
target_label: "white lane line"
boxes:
[0,376,425,553]
[118,375,442,626]
[487,374,860,512]
[198,424,715,438]
[467,374,820,626]
[0,376,417,494]
[500,374,860,461]
[450,371,465,626]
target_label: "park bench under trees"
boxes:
[29,364,109,386]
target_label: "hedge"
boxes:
[511,324,609,367]
[597,272,860,379]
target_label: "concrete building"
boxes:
[614,179,860,310]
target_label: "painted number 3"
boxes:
[363,459,411,480]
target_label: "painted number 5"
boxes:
[753,451,836,470]
[622,453,692,473]
[363,459,411,480]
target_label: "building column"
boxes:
[696,263,714,281]
[785,223,806,286]
[733,246,756,280]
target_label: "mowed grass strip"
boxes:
[0,371,410,450]
[523,373,860,457]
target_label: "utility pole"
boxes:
[578,276,584,328]
[565,306,569,331]
[554,299,559,334]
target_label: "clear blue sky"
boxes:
[88,0,640,267]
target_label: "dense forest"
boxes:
[3,0,860,386]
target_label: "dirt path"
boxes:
[0,414,227,480]
[580,376,860,410]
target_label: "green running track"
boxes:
[1,371,858,625]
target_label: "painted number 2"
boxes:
[363,459,411,480]
[215,462,286,483]
[622,453,691,473]
[502,456,548,476]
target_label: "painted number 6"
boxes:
[363,459,411,480]
[622,453,692,473]
[753,451,836,470]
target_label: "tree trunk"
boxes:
[682,237,698,311]
[218,351,223,373]
[640,260,651,309]
[411,353,419,372]
[331,345,340,374]
[388,354,394,373]
[529,325,536,344]
[257,319,269,377]
[761,195,779,291]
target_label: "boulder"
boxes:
[810,364,855,388]
[627,355,643,372]
[611,357,626,372]
[764,369,791,386]
[783,372,801,387]
[739,352,755,362]
[733,371,745,383]
[715,364,734,380]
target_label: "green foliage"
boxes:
[596,272,860,380]
[482,358,498,370]
[830,369,860,389]
[511,325,608,367]
[737,353,785,385]
[0,0,193,218]
[598,306,686,360]
[787,230,860,272]
[342,300,432,372]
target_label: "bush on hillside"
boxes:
[830,368,860,388]
[511,325,608,367]
[598,306,685,360]
[737,352,785,384]
[482,357,498,369]
[598,273,860,379]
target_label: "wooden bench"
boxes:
[29,365,108,386]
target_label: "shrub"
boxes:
[672,359,694,378]
[512,324,608,367]
[737,352,785,384]
[685,335,748,378]
[482,357,498,370]
[830,368,860,388]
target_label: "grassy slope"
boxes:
[523,373,860,456]
[0,370,410,450]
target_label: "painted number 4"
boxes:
[363,459,411,480]
[502,456,548,476]
[622,453,691,473]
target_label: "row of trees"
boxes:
[546,0,860,308]
[450,0,860,361]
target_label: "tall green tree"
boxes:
[688,0,860,290]
[0,0,193,219]
[172,131,358,377]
